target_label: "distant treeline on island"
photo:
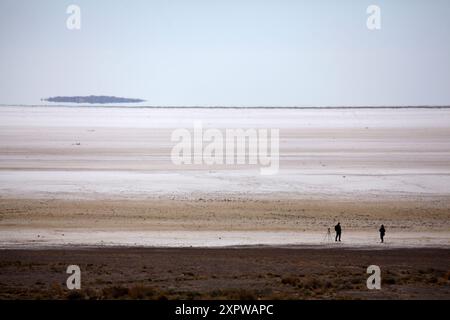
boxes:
[42,96,145,104]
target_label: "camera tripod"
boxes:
[323,227,333,243]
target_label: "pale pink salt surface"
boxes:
[0,229,449,249]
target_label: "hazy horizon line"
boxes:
[2,104,450,110]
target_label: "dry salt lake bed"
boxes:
[0,106,449,299]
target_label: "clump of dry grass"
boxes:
[209,288,257,300]
[128,285,155,299]
[102,286,129,299]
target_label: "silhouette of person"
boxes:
[334,222,342,242]
[379,225,386,243]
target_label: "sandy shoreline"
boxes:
[1,230,449,249]
[1,197,449,248]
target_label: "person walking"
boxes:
[379,224,386,243]
[334,222,342,242]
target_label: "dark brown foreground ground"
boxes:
[0,247,449,300]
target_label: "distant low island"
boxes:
[42,95,145,104]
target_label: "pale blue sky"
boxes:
[1,0,449,106]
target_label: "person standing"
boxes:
[379,225,386,243]
[334,222,342,242]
